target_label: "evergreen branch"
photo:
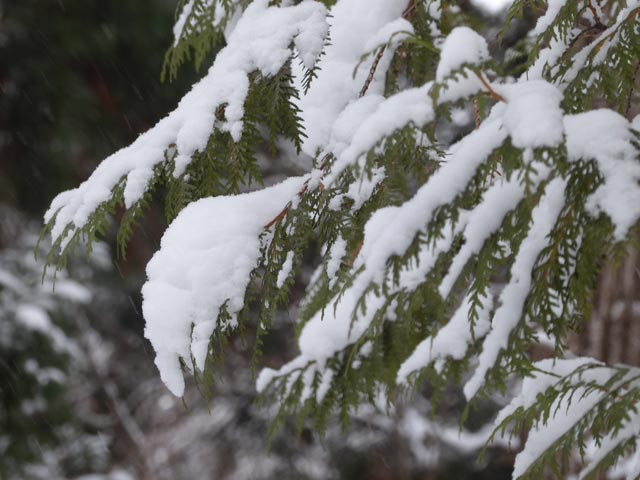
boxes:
[474,71,507,103]
[358,0,416,98]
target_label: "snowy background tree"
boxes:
[28,0,640,477]
[0,208,102,477]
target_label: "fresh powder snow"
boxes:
[45,0,328,249]
[142,176,307,396]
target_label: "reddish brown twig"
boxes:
[473,97,481,129]
[263,206,289,230]
[263,184,310,230]
[585,0,602,25]
[349,239,364,266]
[474,71,507,103]
[359,0,416,98]
[267,0,417,228]
[626,60,640,117]
[359,45,387,97]
[402,0,417,21]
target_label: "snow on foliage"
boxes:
[463,177,567,399]
[499,80,564,149]
[43,0,640,477]
[532,0,567,35]
[298,0,414,156]
[143,176,307,396]
[172,0,206,46]
[435,26,490,82]
[565,110,640,240]
[494,359,640,478]
[44,0,328,248]
[397,292,492,383]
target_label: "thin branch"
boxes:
[359,0,415,97]
[474,71,507,103]
[359,45,387,97]
[585,0,602,25]
[626,59,640,117]
[263,183,309,230]
[473,97,481,129]
[263,206,290,230]
[348,239,363,266]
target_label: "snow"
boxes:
[436,161,552,305]
[0,268,27,293]
[451,107,471,126]
[364,17,413,53]
[256,285,388,393]
[532,0,566,35]
[495,358,599,426]
[276,251,295,289]
[610,449,640,480]
[16,304,52,333]
[525,0,640,85]
[435,27,489,82]
[45,0,328,247]
[42,6,640,471]
[260,22,515,398]
[259,110,509,395]
[15,304,80,356]
[401,409,511,462]
[354,107,508,288]
[579,407,640,479]
[328,95,385,156]
[438,175,530,299]
[315,368,334,402]
[122,167,154,208]
[326,236,347,288]
[563,1,640,86]
[493,358,630,478]
[472,0,512,13]
[298,0,412,156]
[346,166,386,211]
[326,85,434,184]
[464,177,567,400]
[173,0,200,46]
[397,215,465,292]
[527,34,575,81]
[142,176,307,396]
[499,80,564,149]
[565,110,640,240]
[513,386,603,477]
[53,279,93,304]
[31,365,67,386]
[296,290,385,368]
[397,292,493,384]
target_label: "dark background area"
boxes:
[0,0,197,216]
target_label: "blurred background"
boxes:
[2,1,637,479]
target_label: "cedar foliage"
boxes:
[43,0,640,477]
